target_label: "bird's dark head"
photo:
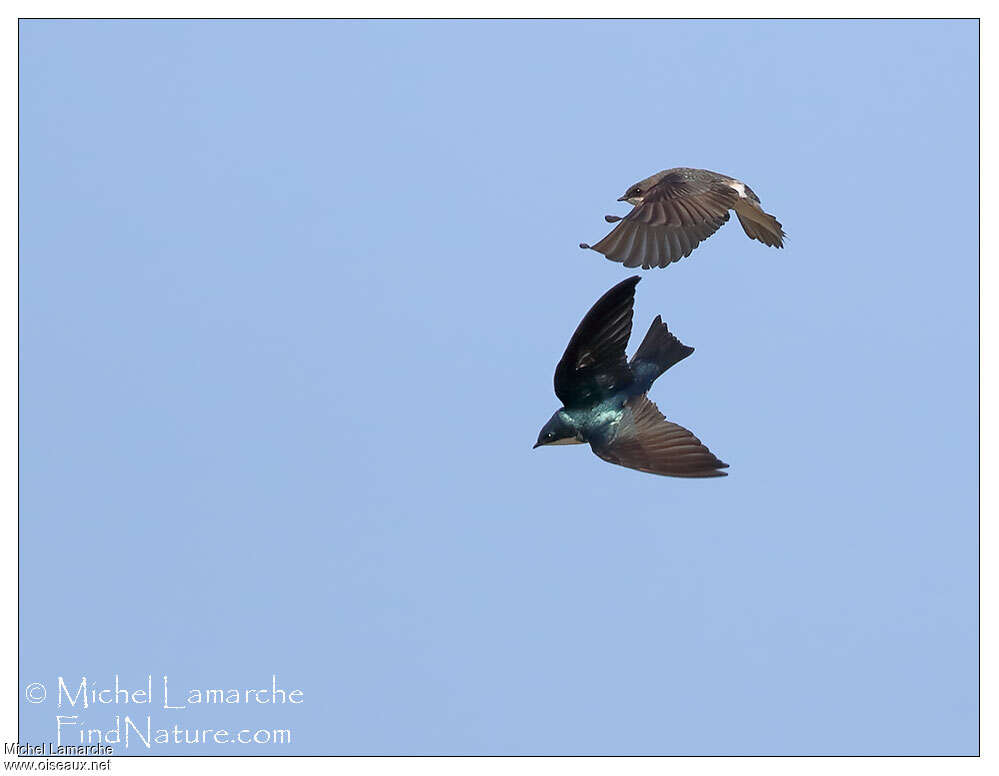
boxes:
[618,171,665,205]
[533,409,583,449]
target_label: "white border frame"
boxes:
[7,8,989,774]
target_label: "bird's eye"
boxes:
[632,188,642,196]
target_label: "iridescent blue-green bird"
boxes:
[534,276,728,477]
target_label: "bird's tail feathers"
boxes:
[734,201,786,248]
[630,316,694,380]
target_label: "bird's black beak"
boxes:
[532,441,542,449]
[617,195,628,202]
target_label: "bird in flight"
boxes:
[534,276,728,477]
[579,167,785,270]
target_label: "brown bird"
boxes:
[579,167,785,269]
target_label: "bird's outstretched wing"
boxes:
[590,395,729,477]
[583,171,739,269]
[554,276,639,407]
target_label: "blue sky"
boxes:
[19,20,978,755]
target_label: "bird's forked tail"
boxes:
[630,316,694,384]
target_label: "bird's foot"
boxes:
[604,214,623,223]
